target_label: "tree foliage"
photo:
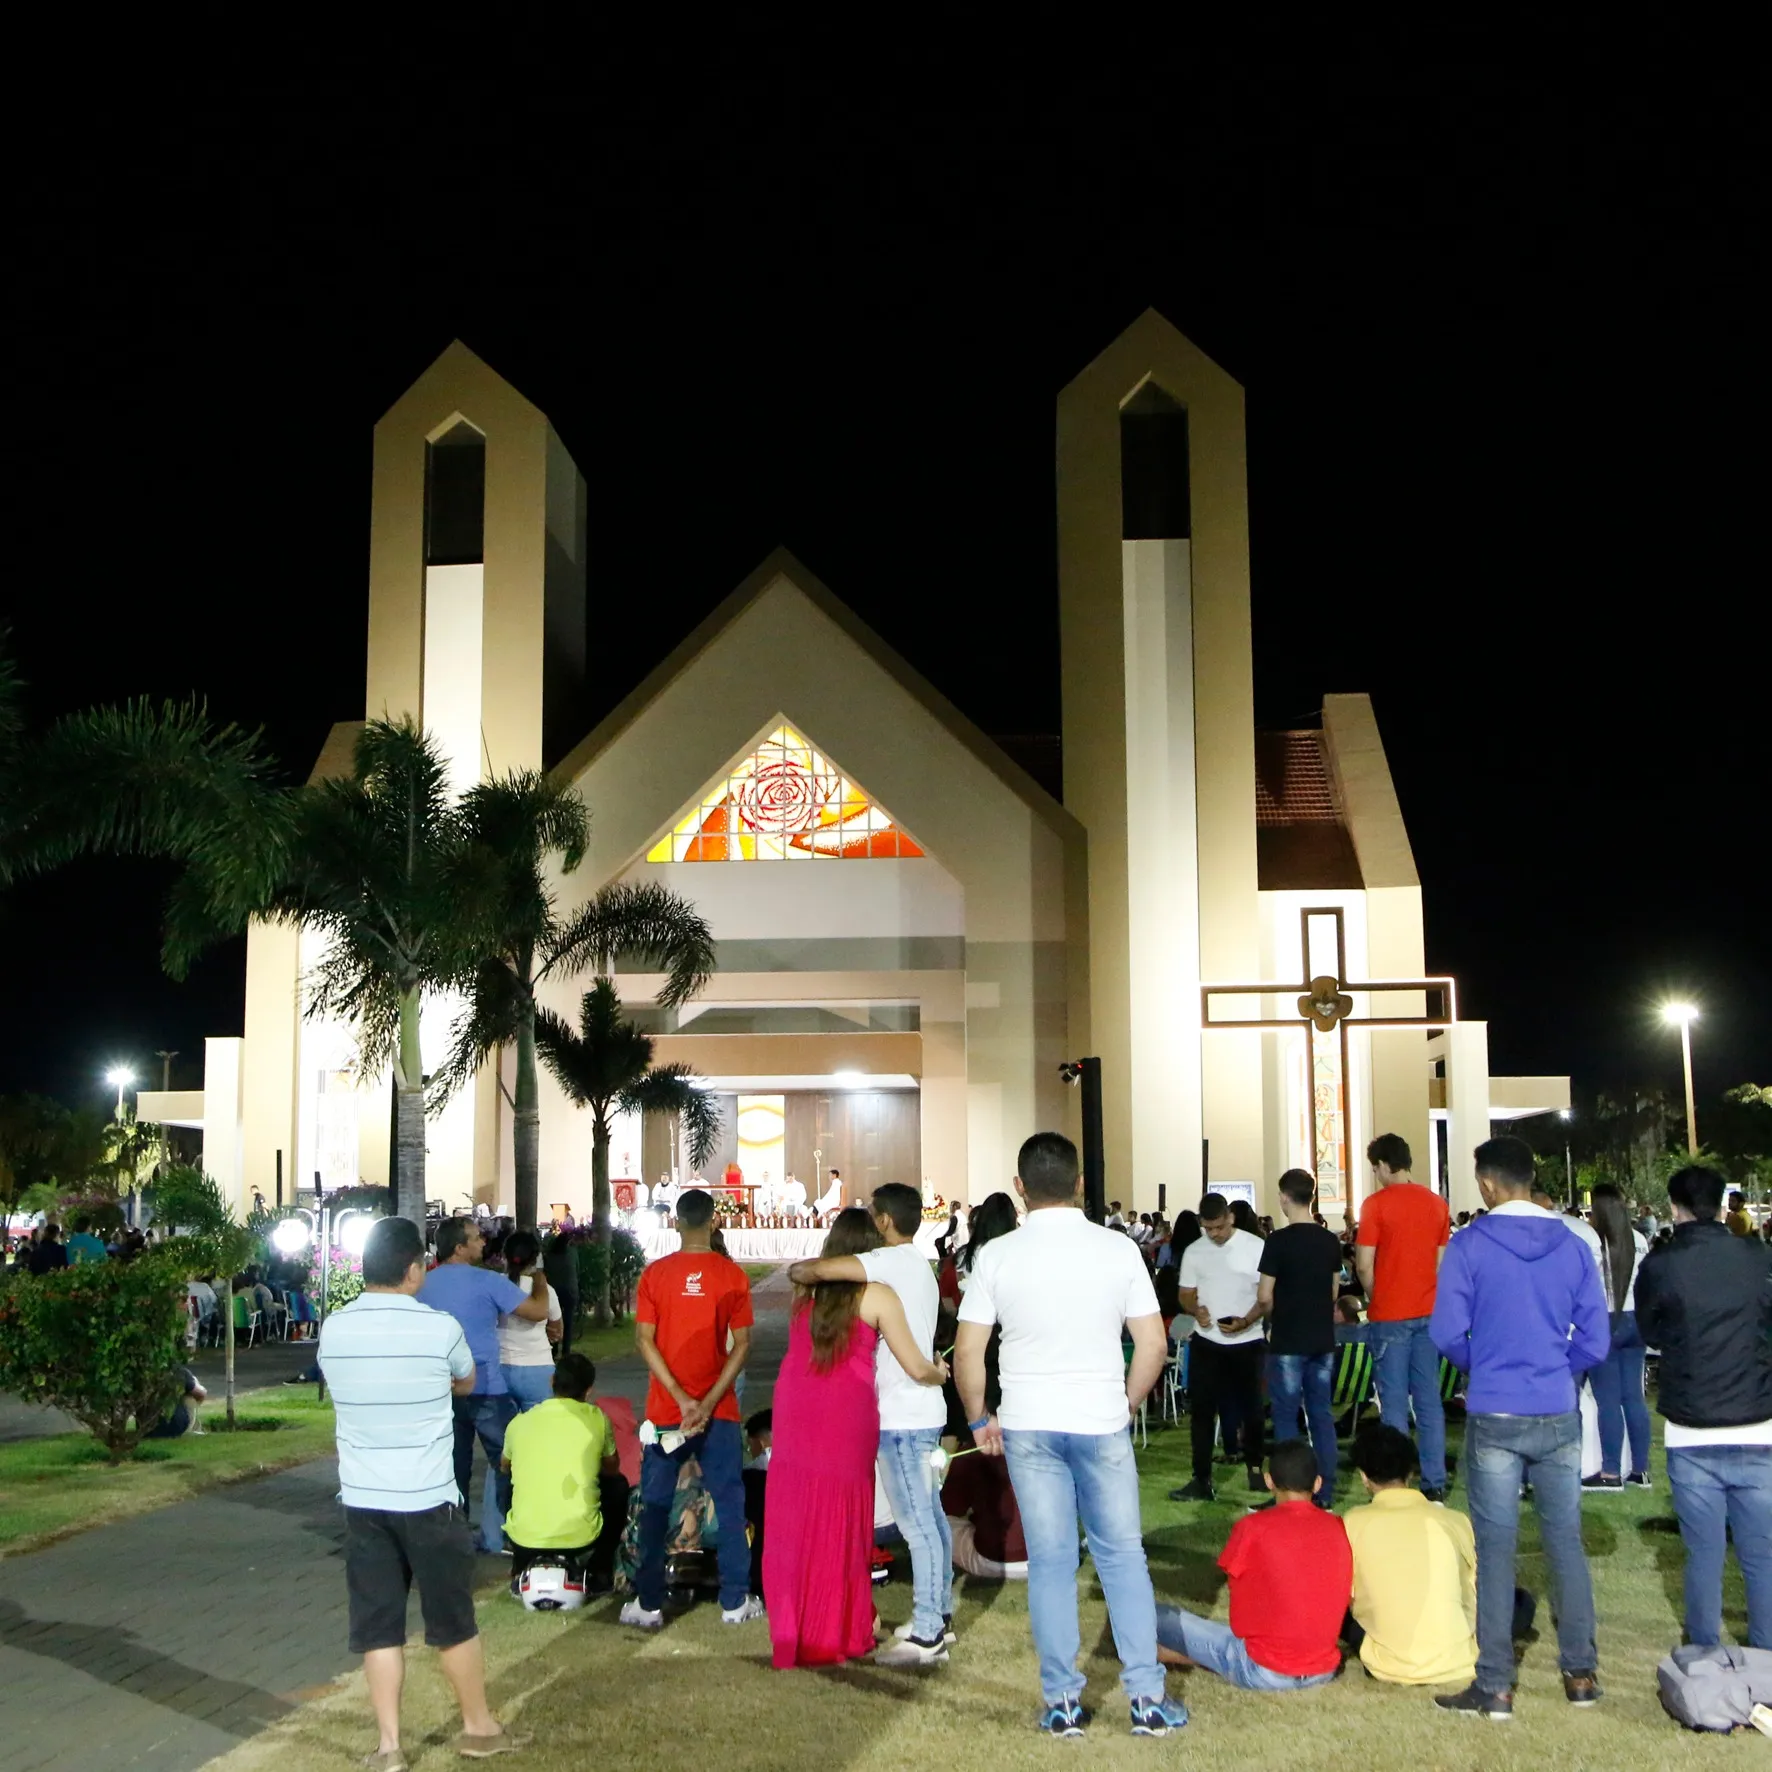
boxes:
[0,1251,192,1462]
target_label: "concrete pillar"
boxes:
[201,1037,246,1216]
[1444,1020,1493,1216]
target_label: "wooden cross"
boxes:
[1200,906,1457,1211]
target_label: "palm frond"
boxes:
[620,1064,724,1167]
[429,961,526,1109]
[546,879,715,1009]
[534,980,656,1114]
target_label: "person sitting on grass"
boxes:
[145,1365,208,1438]
[1155,1439,1350,1691]
[941,1434,1028,1581]
[500,1351,618,1596]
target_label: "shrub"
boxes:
[0,1251,191,1462]
[574,1228,645,1317]
[304,1244,365,1310]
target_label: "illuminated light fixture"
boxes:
[833,1071,867,1088]
[336,1211,373,1256]
[271,1217,312,1255]
[105,1065,136,1117]
[1660,1002,1699,1026]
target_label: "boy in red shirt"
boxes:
[1156,1440,1350,1689]
[623,1189,759,1629]
[1354,1132,1452,1498]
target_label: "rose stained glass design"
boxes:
[1312,1023,1347,1210]
[646,723,926,862]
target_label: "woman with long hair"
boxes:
[958,1190,1019,1278]
[765,1207,947,1668]
[498,1231,562,1414]
[1585,1183,1653,1489]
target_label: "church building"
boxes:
[141,312,1566,1221]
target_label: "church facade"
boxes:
[142,313,1565,1221]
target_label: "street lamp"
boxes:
[1560,1109,1574,1202]
[105,1065,135,1119]
[1661,1003,1700,1155]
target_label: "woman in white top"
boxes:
[1586,1183,1653,1489]
[499,1231,564,1412]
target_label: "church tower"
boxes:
[1057,311,1263,1204]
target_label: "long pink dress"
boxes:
[764,1307,881,1668]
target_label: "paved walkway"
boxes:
[0,1265,794,1772]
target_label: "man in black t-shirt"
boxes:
[1257,1170,1347,1509]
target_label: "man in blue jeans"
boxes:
[791,1182,953,1666]
[1635,1163,1772,1648]
[1355,1134,1452,1500]
[1258,1168,1347,1504]
[1430,1135,1609,1719]
[418,1217,550,1553]
[957,1134,1184,1739]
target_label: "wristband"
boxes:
[967,1413,992,1434]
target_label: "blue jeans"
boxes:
[1466,1412,1596,1691]
[1369,1317,1446,1488]
[452,1392,516,1553]
[1268,1351,1338,1502]
[878,1426,954,1640]
[501,1363,555,1411]
[1666,1445,1772,1649]
[1588,1314,1652,1479]
[1003,1428,1164,1706]
[1155,1606,1336,1690]
[636,1416,750,1613]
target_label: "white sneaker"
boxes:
[893,1616,957,1645]
[721,1596,766,1624]
[1751,1703,1772,1739]
[874,1633,950,1667]
[618,1599,663,1629]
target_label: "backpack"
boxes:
[1657,1643,1772,1732]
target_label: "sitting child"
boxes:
[1342,1424,1530,1684]
[941,1439,1027,1580]
[1156,1439,1350,1690]
[501,1352,617,1590]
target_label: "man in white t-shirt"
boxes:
[1172,1193,1268,1504]
[954,1134,1183,1740]
[790,1181,953,1666]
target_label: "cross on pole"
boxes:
[1200,906,1457,1213]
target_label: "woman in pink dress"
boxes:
[765,1208,947,1669]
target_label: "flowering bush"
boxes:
[0,1250,191,1461]
[304,1245,366,1310]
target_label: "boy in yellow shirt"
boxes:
[1343,1424,1533,1688]
[501,1353,619,1588]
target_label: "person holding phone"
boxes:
[1171,1194,1268,1504]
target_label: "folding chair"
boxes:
[1331,1337,1374,1438]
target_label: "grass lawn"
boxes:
[743,1262,781,1285]
[0,1392,337,1556]
[201,1410,1748,1772]
[564,1315,647,1368]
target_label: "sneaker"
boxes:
[1749,1702,1771,1738]
[1129,1696,1189,1737]
[874,1633,950,1667]
[454,1728,532,1759]
[1580,1474,1622,1492]
[894,1615,956,1644]
[618,1599,663,1630]
[1036,1699,1089,1739]
[1245,1466,1267,1494]
[1563,1670,1602,1706]
[1434,1682,1514,1721]
[1625,1471,1653,1490]
[720,1596,766,1625]
[1419,1486,1447,1504]
[1168,1480,1216,1503]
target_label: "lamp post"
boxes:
[1560,1109,1574,1204]
[1661,1003,1700,1155]
[105,1065,135,1120]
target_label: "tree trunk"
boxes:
[392,986,427,1223]
[591,1113,612,1328]
[223,1276,237,1428]
[512,1006,541,1230]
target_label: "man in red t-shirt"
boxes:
[1155,1441,1350,1688]
[624,1189,758,1629]
[1354,1132,1452,1499]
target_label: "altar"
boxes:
[631,1216,948,1264]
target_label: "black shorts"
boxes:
[345,1503,478,1653]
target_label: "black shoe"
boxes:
[1434,1682,1514,1721]
[1563,1670,1603,1706]
[1420,1485,1447,1504]
[1581,1474,1623,1493]
[1168,1480,1216,1503]
[1625,1471,1652,1490]
[1246,1466,1267,1494]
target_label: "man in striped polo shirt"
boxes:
[319,1217,529,1767]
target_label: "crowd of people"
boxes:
[311,1129,1770,1762]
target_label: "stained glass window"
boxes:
[646,723,926,862]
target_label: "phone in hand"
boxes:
[1216,1316,1241,1328]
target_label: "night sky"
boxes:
[8,39,1764,1122]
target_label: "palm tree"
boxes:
[434,772,716,1228]
[537,978,723,1324]
[257,721,494,1222]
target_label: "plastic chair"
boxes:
[1161,1339,1190,1424]
[231,1292,262,1348]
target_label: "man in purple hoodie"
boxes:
[1428,1136,1609,1721]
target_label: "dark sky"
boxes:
[8,37,1765,1121]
